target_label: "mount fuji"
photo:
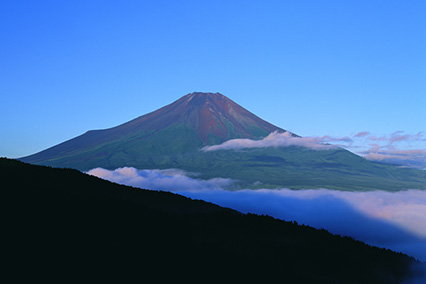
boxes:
[21,92,426,191]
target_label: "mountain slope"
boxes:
[2,158,421,283]
[20,92,426,191]
[21,92,285,168]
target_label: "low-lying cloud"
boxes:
[362,147,426,169]
[181,188,426,262]
[87,167,233,192]
[202,131,340,152]
[88,167,426,262]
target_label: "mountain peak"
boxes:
[183,92,228,107]
[21,92,286,168]
[186,91,224,97]
[166,92,285,143]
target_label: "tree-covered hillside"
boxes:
[1,158,422,283]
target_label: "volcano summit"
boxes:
[21,92,287,169]
[21,92,426,191]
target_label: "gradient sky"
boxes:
[1,0,425,158]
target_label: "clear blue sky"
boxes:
[1,0,425,158]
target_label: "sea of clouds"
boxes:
[88,166,426,262]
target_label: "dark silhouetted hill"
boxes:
[1,158,422,283]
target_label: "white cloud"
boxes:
[202,131,340,151]
[361,146,426,169]
[87,167,233,192]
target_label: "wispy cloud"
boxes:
[88,166,426,261]
[355,132,426,169]
[354,131,370,138]
[389,131,425,143]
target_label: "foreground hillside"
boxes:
[1,158,422,283]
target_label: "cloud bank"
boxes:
[87,167,232,192]
[202,131,341,152]
[88,167,426,261]
[202,130,426,169]
[362,147,426,169]
[180,188,426,262]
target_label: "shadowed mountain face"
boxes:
[20,92,426,191]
